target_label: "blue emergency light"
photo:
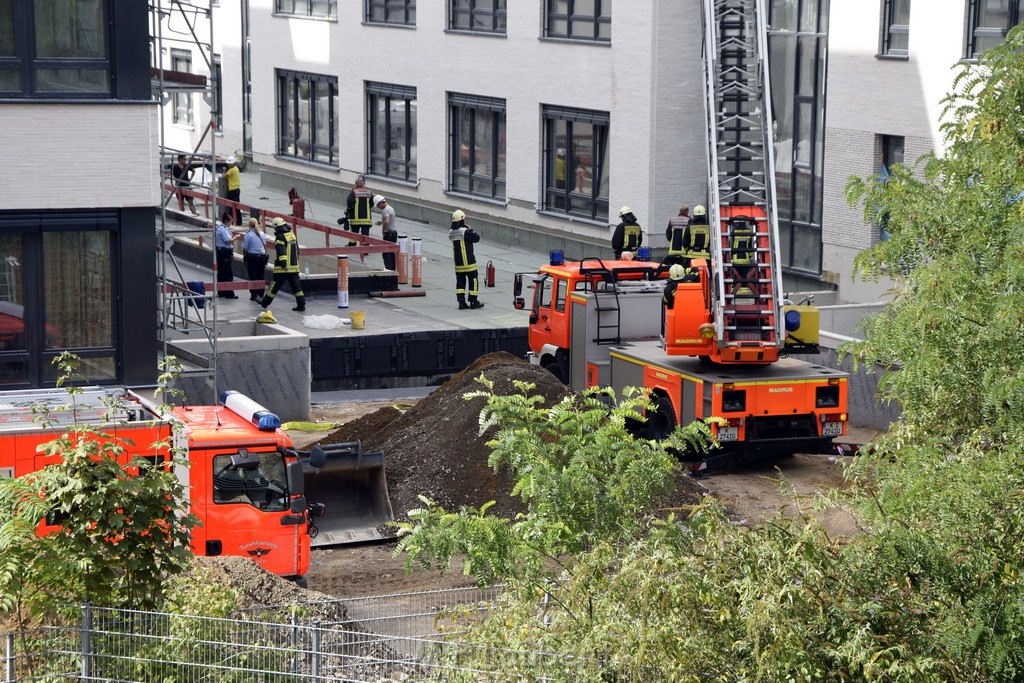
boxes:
[549,250,565,266]
[219,390,281,431]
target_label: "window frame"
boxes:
[171,49,193,126]
[544,0,611,42]
[365,0,416,26]
[276,69,339,166]
[542,105,611,223]
[879,0,910,57]
[448,93,506,201]
[449,0,506,34]
[0,0,114,98]
[966,0,1021,59]
[366,81,417,183]
[274,0,337,19]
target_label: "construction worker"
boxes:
[223,155,242,224]
[374,195,398,271]
[665,205,692,266]
[345,176,373,249]
[449,209,484,310]
[684,205,711,262]
[259,217,305,316]
[612,206,642,259]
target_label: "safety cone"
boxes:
[257,310,277,324]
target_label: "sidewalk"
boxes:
[164,167,550,339]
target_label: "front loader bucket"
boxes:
[302,442,395,546]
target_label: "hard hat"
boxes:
[452,209,466,221]
[669,264,686,280]
[693,205,707,217]
[619,206,632,217]
[373,195,385,205]
[270,217,287,228]
[225,155,236,165]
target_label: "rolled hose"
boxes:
[281,421,342,432]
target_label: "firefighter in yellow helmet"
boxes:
[683,204,711,262]
[449,209,484,309]
[612,206,642,258]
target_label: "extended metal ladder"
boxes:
[701,0,785,350]
[0,387,140,430]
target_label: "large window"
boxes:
[545,0,611,42]
[367,82,417,182]
[0,0,111,97]
[966,0,1022,58]
[366,0,416,26]
[275,0,337,19]
[449,94,506,200]
[879,0,910,56]
[768,0,828,275]
[877,134,904,241]
[277,70,339,165]
[171,49,193,126]
[450,0,506,33]
[543,106,610,222]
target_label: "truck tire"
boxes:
[542,358,565,384]
[644,395,677,441]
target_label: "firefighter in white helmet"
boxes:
[611,206,642,259]
[449,209,484,310]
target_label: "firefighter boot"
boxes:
[469,299,485,309]
[457,294,470,310]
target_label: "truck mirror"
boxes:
[290,495,308,514]
[514,297,525,310]
[513,273,523,297]
[286,460,305,496]
[230,449,260,470]
[529,312,539,324]
[308,445,326,469]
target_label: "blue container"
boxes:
[550,250,565,266]
[637,246,651,261]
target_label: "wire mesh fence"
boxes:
[2,586,636,682]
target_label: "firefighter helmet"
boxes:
[693,205,707,217]
[270,217,288,228]
[669,264,686,280]
[619,206,632,217]
[451,209,466,221]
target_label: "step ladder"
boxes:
[701,0,785,350]
[578,260,624,345]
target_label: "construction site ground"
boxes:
[280,352,875,600]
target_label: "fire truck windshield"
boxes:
[212,450,289,512]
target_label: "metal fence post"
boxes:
[5,632,14,682]
[80,603,92,680]
[311,625,321,681]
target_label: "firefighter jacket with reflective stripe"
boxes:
[683,221,711,259]
[612,220,643,256]
[347,187,373,226]
[665,215,692,256]
[449,225,480,274]
[273,228,300,273]
[729,221,756,265]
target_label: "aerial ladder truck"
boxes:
[513,0,848,471]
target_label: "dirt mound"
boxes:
[314,352,574,520]
[311,351,704,523]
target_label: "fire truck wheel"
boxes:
[644,396,677,441]
[542,359,565,384]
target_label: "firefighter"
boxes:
[449,209,484,310]
[345,176,374,249]
[665,205,692,266]
[728,215,758,297]
[259,217,305,313]
[662,263,700,310]
[683,204,711,262]
[612,206,643,259]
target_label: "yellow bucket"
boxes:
[350,310,366,330]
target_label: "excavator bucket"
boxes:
[302,441,395,546]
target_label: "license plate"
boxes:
[822,422,843,437]
[718,426,739,441]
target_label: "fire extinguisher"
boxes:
[485,260,496,287]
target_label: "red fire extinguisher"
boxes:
[485,260,496,287]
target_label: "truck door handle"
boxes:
[543,326,551,332]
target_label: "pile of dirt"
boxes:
[312,351,704,522]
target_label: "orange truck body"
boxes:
[517,258,848,471]
[0,388,315,580]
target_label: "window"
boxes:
[275,0,337,18]
[543,106,610,222]
[171,49,193,126]
[449,93,506,200]
[0,0,111,97]
[450,0,506,33]
[212,55,223,130]
[367,82,417,182]
[768,0,828,275]
[880,0,910,56]
[277,70,339,165]
[545,0,611,42]
[966,0,1021,58]
[212,451,289,511]
[877,134,904,241]
[366,0,416,25]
